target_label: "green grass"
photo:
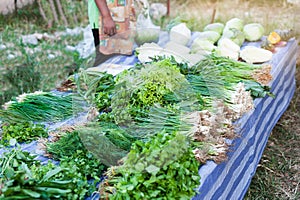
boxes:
[0,1,93,105]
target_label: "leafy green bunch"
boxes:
[0,148,97,200]
[111,59,197,125]
[46,131,106,180]
[188,53,273,100]
[0,91,85,123]
[0,122,47,146]
[101,131,200,200]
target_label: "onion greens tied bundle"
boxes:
[0,91,85,123]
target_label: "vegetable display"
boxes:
[0,15,288,200]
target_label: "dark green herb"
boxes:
[101,131,200,199]
[0,148,93,200]
[46,131,105,179]
[243,80,275,98]
[0,122,47,145]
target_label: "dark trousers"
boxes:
[92,29,116,67]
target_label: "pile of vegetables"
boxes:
[0,147,103,199]
[136,17,293,65]
[99,131,201,199]
[0,15,288,199]
[261,29,294,52]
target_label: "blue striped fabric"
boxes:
[193,39,298,200]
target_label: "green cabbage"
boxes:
[165,41,190,55]
[191,38,216,53]
[225,18,244,31]
[203,22,225,35]
[216,38,240,60]
[196,31,221,44]
[243,23,265,42]
[240,46,272,63]
[221,28,245,46]
[170,23,191,46]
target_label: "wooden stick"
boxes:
[167,0,170,16]
[14,0,18,14]
[210,2,217,23]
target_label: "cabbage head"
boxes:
[243,23,265,42]
[225,18,244,31]
[222,28,245,46]
[203,23,225,35]
[170,23,191,46]
[196,31,221,44]
[191,38,216,53]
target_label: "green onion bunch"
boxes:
[0,91,85,123]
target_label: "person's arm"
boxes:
[94,0,116,36]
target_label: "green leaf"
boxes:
[22,189,41,198]
[35,187,72,194]
[40,167,63,182]
[145,165,160,175]
[4,167,15,179]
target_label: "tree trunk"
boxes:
[55,0,68,26]
[37,0,51,27]
[49,0,59,24]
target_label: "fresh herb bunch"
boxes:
[111,59,198,125]
[97,122,136,151]
[0,91,85,123]
[243,80,275,98]
[94,73,115,111]
[0,122,47,145]
[74,70,115,112]
[75,122,136,167]
[0,148,93,200]
[101,131,200,199]
[188,53,273,100]
[46,131,106,180]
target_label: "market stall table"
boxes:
[0,32,297,199]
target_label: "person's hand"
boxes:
[103,16,116,36]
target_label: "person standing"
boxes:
[88,0,117,66]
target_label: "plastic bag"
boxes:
[134,0,160,46]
